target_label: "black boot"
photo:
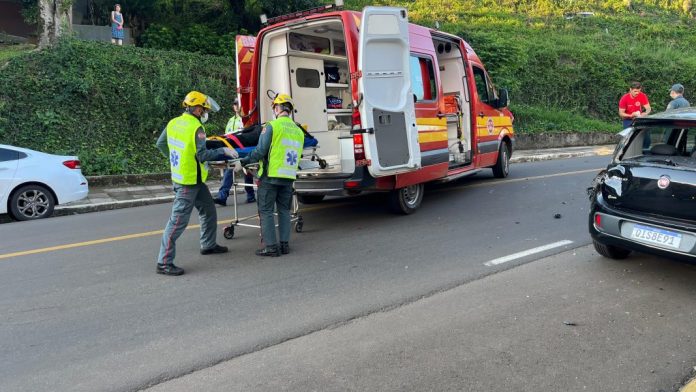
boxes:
[255,245,280,257]
[201,244,229,255]
[280,242,289,255]
[156,264,185,276]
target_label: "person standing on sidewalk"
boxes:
[155,91,238,276]
[237,93,303,257]
[666,84,690,111]
[214,99,256,206]
[619,81,651,129]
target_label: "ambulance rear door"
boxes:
[357,7,421,177]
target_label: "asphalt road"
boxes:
[4,156,691,391]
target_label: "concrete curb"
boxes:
[510,149,612,163]
[54,195,175,216]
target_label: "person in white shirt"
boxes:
[215,99,256,205]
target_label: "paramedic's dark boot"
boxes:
[280,242,290,255]
[213,197,227,206]
[156,263,185,276]
[255,245,280,257]
[201,244,229,255]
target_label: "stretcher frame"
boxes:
[211,160,304,240]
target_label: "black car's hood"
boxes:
[601,162,696,221]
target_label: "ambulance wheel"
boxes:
[297,194,325,204]
[294,218,304,233]
[223,225,234,239]
[492,142,510,178]
[389,183,424,215]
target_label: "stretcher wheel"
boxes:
[318,159,327,169]
[223,225,235,239]
[294,218,304,233]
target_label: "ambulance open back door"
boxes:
[357,7,421,177]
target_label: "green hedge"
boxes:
[448,12,696,132]
[0,39,235,175]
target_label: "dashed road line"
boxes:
[484,240,574,266]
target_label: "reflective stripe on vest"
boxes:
[259,116,304,180]
[166,113,208,185]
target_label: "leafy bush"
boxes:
[141,23,235,56]
[0,39,235,175]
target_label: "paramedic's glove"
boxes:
[233,161,244,173]
[223,147,239,159]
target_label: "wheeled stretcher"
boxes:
[209,160,304,240]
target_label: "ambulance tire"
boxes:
[389,183,424,215]
[492,142,510,178]
[297,194,325,204]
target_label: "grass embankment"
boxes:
[0,39,235,175]
[0,44,34,63]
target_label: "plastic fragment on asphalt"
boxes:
[554,213,562,219]
[563,321,576,326]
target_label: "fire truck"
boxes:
[236,2,515,214]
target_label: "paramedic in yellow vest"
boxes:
[154,91,239,276]
[237,93,304,257]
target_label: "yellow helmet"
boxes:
[272,93,293,107]
[182,91,221,112]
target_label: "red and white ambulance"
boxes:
[236,3,514,213]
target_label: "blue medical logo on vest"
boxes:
[285,149,298,166]
[170,150,180,167]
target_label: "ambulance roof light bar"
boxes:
[260,0,344,26]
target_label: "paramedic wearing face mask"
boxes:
[154,91,238,276]
[237,93,304,257]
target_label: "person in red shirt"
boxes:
[619,81,651,128]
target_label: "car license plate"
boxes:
[631,224,682,249]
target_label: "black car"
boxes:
[589,108,696,261]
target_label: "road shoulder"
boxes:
[146,244,696,392]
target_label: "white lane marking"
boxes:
[484,240,574,267]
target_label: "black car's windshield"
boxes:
[619,126,696,169]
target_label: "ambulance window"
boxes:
[409,55,437,102]
[296,68,321,88]
[473,66,493,104]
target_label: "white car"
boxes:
[0,144,89,220]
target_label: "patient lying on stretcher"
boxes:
[207,123,318,161]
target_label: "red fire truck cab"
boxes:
[236,5,515,214]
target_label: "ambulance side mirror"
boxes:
[495,88,509,109]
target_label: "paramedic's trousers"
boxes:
[158,183,218,265]
[257,180,293,247]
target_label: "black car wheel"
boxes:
[492,142,510,178]
[593,239,632,259]
[9,184,55,221]
[389,183,424,214]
